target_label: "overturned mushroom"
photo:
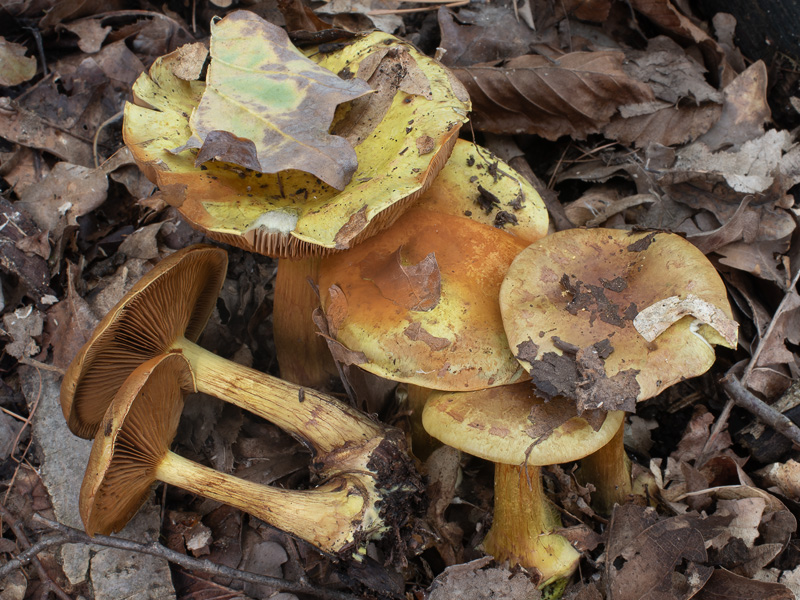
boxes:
[499,228,737,512]
[423,383,625,585]
[81,353,408,556]
[60,245,411,487]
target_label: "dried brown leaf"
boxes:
[437,7,539,68]
[607,504,713,600]
[628,0,732,85]
[0,37,36,86]
[698,61,771,152]
[694,569,794,600]
[359,247,441,311]
[605,101,721,147]
[453,51,654,139]
[45,264,98,370]
[624,36,721,104]
[60,18,111,54]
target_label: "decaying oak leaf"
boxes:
[359,247,441,311]
[607,505,713,600]
[176,11,371,190]
[0,37,36,86]
[634,293,739,347]
[453,51,653,140]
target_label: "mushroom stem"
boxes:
[576,420,631,515]
[155,452,371,554]
[483,463,580,587]
[176,338,383,455]
[273,256,337,389]
[406,384,440,461]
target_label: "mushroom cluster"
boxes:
[61,9,740,595]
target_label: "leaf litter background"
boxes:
[2,0,800,599]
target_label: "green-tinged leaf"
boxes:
[180,10,372,190]
[0,37,36,86]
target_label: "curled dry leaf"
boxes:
[633,293,739,347]
[176,10,372,190]
[453,51,653,139]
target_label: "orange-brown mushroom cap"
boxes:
[61,245,225,438]
[318,208,529,390]
[423,383,625,465]
[81,353,195,536]
[499,228,737,412]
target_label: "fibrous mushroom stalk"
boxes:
[483,463,580,586]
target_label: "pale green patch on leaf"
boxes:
[0,37,36,86]
[179,10,372,190]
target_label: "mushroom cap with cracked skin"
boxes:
[417,139,548,243]
[423,382,625,465]
[123,32,470,258]
[499,228,737,411]
[81,353,195,536]
[318,207,529,391]
[61,245,225,439]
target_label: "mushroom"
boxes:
[60,245,394,474]
[81,353,403,556]
[499,228,737,512]
[123,32,470,387]
[317,140,549,455]
[422,382,625,585]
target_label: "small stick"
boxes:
[31,514,362,600]
[721,372,800,448]
[0,503,71,600]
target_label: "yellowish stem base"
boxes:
[483,463,580,587]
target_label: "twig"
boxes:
[742,266,800,387]
[31,514,362,600]
[0,534,70,578]
[720,371,800,448]
[0,503,71,600]
[93,110,124,168]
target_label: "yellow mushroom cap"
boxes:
[318,208,528,390]
[61,245,225,439]
[81,353,195,536]
[417,139,548,243]
[499,228,737,411]
[123,33,470,258]
[423,382,625,465]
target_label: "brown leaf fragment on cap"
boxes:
[416,135,435,155]
[582,409,608,432]
[601,277,627,292]
[477,185,501,214]
[325,285,348,338]
[626,231,657,252]
[360,247,441,311]
[529,352,578,400]
[493,210,518,229]
[192,130,262,171]
[404,322,451,351]
[525,395,581,446]
[515,339,539,364]
[334,205,369,249]
[575,344,639,412]
[562,274,630,327]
